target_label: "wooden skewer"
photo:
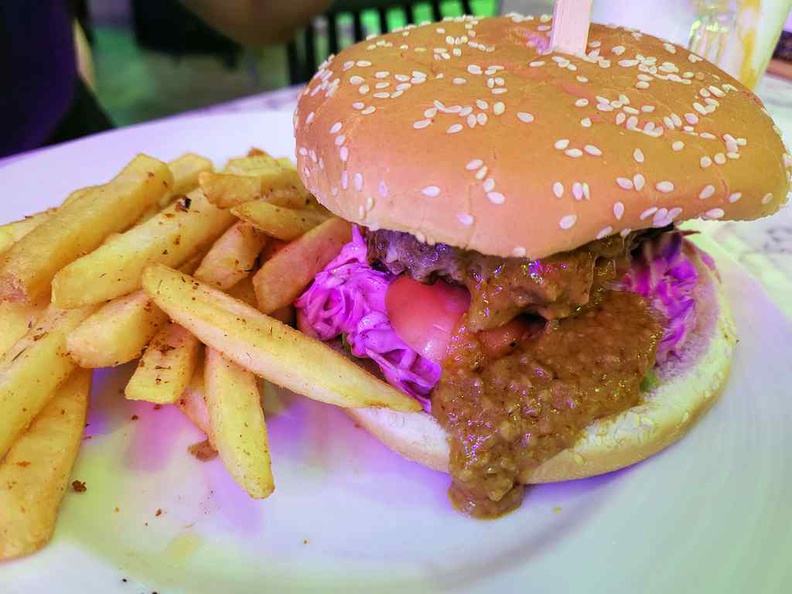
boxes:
[550,0,594,55]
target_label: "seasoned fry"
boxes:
[142,264,420,412]
[52,188,235,308]
[67,290,169,368]
[200,155,312,210]
[176,358,215,445]
[253,217,351,314]
[0,369,91,561]
[0,155,172,303]
[204,347,274,498]
[0,304,95,459]
[227,276,258,307]
[0,209,57,256]
[194,221,267,290]
[168,153,213,197]
[61,186,99,208]
[124,323,201,404]
[231,201,328,241]
[0,301,47,357]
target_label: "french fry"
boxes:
[61,186,99,208]
[176,358,215,445]
[124,323,201,404]
[0,369,91,560]
[66,290,169,368]
[142,264,420,412]
[0,304,95,459]
[0,209,57,256]
[194,221,267,290]
[0,301,47,357]
[0,154,172,303]
[65,255,204,369]
[231,201,328,241]
[204,347,274,498]
[227,276,258,307]
[253,217,351,314]
[52,188,235,308]
[168,152,213,197]
[200,154,312,210]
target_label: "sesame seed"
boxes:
[375,71,390,79]
[487,191,505,204]
[626,116,639,129]
[512,247,527,258]
[633,174,646,191]
[373,92,389,99]
[350,75,364,85]
[359,85,370,95]
[559,214,577,230]
[640,206,658,220]
[612,45,626,55]
[458,213,474,226]
[447,124,463,134]
[453,77,467,85]
[553,182,564,198]
[356,60,372,67]
[565,149,583,158]
[634,149,645,163]
[636,81,650,89]
[554,139,570,150]
[341,171,349,189]
[334,135,346,146]
[353,173,364,191]
[714,153,726,165]
[672,141,685,151]
[572,182,584,200]
[700,156,712,168]
[693,102,708,115]
[330,122,342,134]
[705,208,724,219]
[581,118,592,128]
[361,106,376,115]
[466,159,483,171]
[298,147,308,156]
[483,178,495,192]
[685,113,699,124]
[340,147,349,162]
[477,113,488,125]
[597,103,614,112]
[422,185,440,197]
[375,82,390,89]
[729,192,742,203]
[460,107,473,117]
[467,64,482,75]
[699,185,715,200]
[352,102,364,110]
[575,98,589,107]
[577,75,589,83]
[617,177,634,190]
[616,113,627,125]
[492,102,505,116]
[614,201,625,220]
[585,144,602,156]
[762,193,773,204]
[624,106,640,115]
[529,60,546,67]
[491,88,508,95]
[656,181,674,193]
[343,60,355,70]
[395,83,411,91]
[619,59,639,67]
[306,112,315,124]
[475,166,488,180]
[597,225,614,240]
[476,99,489,110]
[378,181,388,198]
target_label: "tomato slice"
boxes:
[385,275,470,363]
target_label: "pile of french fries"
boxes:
[0,149,419,561]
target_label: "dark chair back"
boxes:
[287,0,482,85]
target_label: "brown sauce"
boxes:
[432,291,662,519]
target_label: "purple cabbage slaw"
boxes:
[295,227,440,407]
[296,228,700,404]
[619,231,700,363]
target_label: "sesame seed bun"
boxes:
[344,246,736,483]
[294,15,791,260]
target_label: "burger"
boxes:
[291,15,791,518]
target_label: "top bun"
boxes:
[294,15,791,259]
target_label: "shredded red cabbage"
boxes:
[295,227,440,407]
[297,228,700,404]
[619,231,699,363]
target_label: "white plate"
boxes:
[2,112,791,594]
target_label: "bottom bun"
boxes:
[346,247,737,484]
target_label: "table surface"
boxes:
[3,75,791,316]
